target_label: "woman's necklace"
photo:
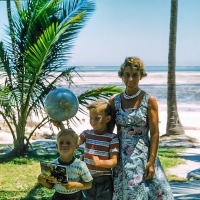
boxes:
[123,88,141,99]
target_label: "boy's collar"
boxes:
[58,156,75,166]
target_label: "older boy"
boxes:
[79,101,119,200]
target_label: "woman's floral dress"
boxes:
[112,93,174,200]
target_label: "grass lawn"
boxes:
[0,153,57,200]
[0,146,185,200]
[158,147,186,181]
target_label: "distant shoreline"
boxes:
[58,65,200,73]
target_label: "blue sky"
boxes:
[0,0,200,66]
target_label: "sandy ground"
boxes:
[159,110,200,143]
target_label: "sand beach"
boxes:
[0,66,200,143]
[0,107,200,144]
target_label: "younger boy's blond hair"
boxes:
[87,101,112,116]
[57,128,79,145]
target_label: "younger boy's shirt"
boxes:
[79,129,119,176]
[51,157,93,194]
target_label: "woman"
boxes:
[109,57,174,199]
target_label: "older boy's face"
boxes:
[57,135,77,156]
[89,110,110,133]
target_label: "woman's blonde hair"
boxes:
[118,57,147,79]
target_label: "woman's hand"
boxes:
[144,162,155,180]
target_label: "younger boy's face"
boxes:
[57,135,77,156]
[89,110,111,134]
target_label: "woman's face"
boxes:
[122,67,141,90]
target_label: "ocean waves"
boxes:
[55,69,200,112]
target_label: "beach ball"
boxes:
[44,88,79,121]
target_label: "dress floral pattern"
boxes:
[112,93,174,200]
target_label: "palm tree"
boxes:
[0,0,122,156]
[166,0,184,135]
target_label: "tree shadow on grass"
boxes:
[0,145,59,163]
[170,180,200,200]
[0,153,59,165]
[0,184,54,200]
[21,183,54,200]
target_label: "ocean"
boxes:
[58,66,200,112]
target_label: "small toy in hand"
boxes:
[40,161,68,183]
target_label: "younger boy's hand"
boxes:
[38,174,46,183]
[37,174,55,189]
[45,176,59,184]
[62,181,77,190]
[38,174,58,184]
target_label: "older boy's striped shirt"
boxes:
[79,129,119,176]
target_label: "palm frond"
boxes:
[0,86,11,105]
[24,0,95,77]
[78,86,123,107]
[0,0,97,154]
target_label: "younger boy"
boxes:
[38,129,93,200]
[79,101,119,200]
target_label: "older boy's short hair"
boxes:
[57,128,78,145]
[87,101,112,116]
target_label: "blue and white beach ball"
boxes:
[44,88,79,121]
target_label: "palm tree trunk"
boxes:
[13,123,27,155]
[166,0,184,135]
